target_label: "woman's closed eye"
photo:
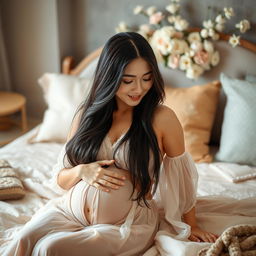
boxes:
[143,77,152,82]
[123,80,133,84]
[122,77,152,84]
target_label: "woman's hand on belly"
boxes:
[77,160,127,192]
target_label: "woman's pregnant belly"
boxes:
[67,166,134,225]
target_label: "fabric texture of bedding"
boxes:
[164,81,221,163]
[0,129,256,256]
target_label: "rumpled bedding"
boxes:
[0,128,255,255]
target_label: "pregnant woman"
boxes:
[4,32,217,256]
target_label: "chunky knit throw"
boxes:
[198,225,256,256]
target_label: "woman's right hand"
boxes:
[77,160,126,192]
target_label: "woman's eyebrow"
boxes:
[122,71,152,77]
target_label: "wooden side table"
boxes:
[0,91,28,145]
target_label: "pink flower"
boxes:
[194,50,209,65]
[168,55,180,69]
[149,12,164,25]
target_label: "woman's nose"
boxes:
[133,80,143,93]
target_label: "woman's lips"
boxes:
[128,95,141,101]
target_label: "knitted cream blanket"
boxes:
[198,225,256,256]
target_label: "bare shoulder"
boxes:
[153,105,185,157]
[153,105,181,132]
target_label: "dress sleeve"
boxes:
[154,151,198,239]
[49,143,71,195]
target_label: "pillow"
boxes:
[215,73,256,166]
[245,74,256,83]
[164,81,221,163]
[210,162,256,183]
[0,159,25,200]
[29,73,91,143]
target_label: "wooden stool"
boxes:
[0,91,28,144]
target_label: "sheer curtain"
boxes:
[0,12,11,91]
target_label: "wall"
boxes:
[81,0,256,56]
[0,0,60,118]
[0,0,255,119]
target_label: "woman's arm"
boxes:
[57,111,126,192]
[155,105,218,242]
[183,207,218,242]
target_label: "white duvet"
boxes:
[0,128,255,255]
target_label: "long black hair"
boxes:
[66,32,165,206]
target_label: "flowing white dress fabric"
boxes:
[155,152,198,239]
[3,136,199,256]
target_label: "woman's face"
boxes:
[115,57,153,108]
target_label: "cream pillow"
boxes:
[164,81,221,163]
[29,73,91,143]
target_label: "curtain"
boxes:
[0,11,11,91]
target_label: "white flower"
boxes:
[174,18,188,31]
[166,3,180,14]
[235,19,251,33]
[190,41,203,51]
[139,24,152,34]
[150,29,172,55]
[188,32,201,43]
[203,40,214,53]
[134,5,143,15]
[149,12,164,25]
[146,6,157,16]
[179,55,192,70]
[115,22,129,33]
[170,39,188,54]
[189,50,195,57]
[208,29,220,41]
[167,15,176,24]
[211,51,220,66]
[215,15,226,24]
[224,7,234,19]
[229,34,240,48]
[200,28,208,38]
[212,33,220,40]
[167,54,180,69]
[215,23,225,32]
[208,28,215,37]
[203,20,214,29]
[186,64,204,79]
[161,26,176,37]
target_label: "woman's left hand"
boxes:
[189,226,218,243]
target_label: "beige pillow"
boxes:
[164,81,221,162]
[0,160,25,200]
[29,73,91,143]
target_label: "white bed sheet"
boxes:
[0,129,255,254]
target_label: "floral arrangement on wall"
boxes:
[116,0,251,79]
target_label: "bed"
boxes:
[0,33,256,256]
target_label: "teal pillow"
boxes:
[215,73,256,166]
[245,74,256,83]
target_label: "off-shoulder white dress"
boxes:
[4,135,198,256]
